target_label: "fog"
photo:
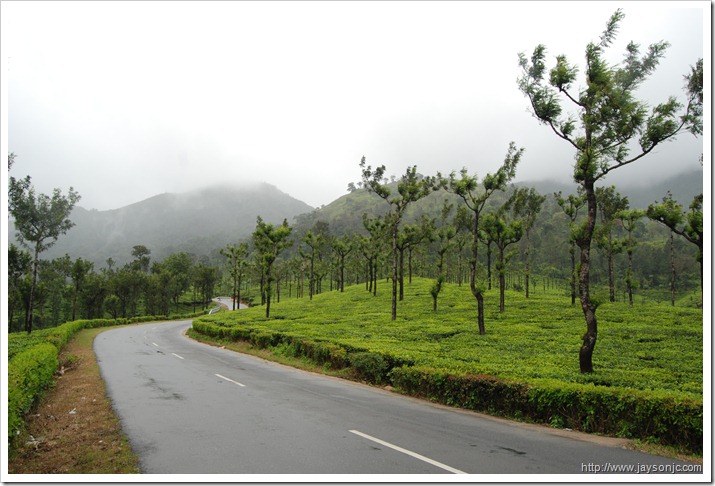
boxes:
[2,1,707,211]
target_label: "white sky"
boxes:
[1,1,709,211]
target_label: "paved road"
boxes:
[212,297,248,311]
[95,320,700,476]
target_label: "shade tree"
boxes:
[221,243,250,310]
[517,9,702,372]
[360,160,438,320]
[445,142,523,334]
[9,160,81,333]
[616,208,646,306]
[594,186,629,303]
[504,187,546,298]
[480,205,524,313]
[252,216,292,318]
[429,200,456,311]
[554,190,586,305]
[647,192,703,297]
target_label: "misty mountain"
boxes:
[294,168,703,237]
[10,183,314,268]
[10,169,701,268]
[527,168,703,209]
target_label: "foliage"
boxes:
[445,143,523,334]
[9,165,81,333]
[517,9,703,373]
[360,160,438,320]
[647,192,703,289]
[252,216,293,318]
[8,343,59,445]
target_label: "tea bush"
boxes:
[7,313,197,448]
[8,343,59,444]
[191,278,703,452]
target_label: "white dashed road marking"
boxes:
[215,373,246,387]
[349,429,467,474]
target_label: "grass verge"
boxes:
[7,327,140,474]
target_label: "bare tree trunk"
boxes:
[498,247,506,313]
[578,182,598,373]
[470,214,485,335]
[570,243,577,305]
[670,229,676,306]
[626,248,634,306]
[26,246,40,334]
[608,240,616,302]
[486,242,493,290]
[525,231,531,298]
[399,247,405,301]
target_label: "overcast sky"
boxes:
[2,1,708,211]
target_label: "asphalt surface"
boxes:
[212,297,248,311]
[94,319,702,477]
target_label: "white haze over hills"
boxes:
[6,167,701,270]
[2,1,708,212]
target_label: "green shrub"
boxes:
[389,366,702,453]
[317,342,348,369]
[349,352,391,384]
[250,331,283,348]
[7,314,171,451]
[8,343,59,444]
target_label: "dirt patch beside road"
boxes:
[8,327,140,474]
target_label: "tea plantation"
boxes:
[192,278,703,453]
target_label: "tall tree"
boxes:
[647,192,703,296]
[360,161,437,320]
[616,208,646,306]
[555,190,586,305]
[505,187,546,298]
[446,142,523,334]
[252,217,292,318]
[164,252,193,312]
[131,245,152,273]
[69,257,94,321]
[430,200,456,311]
[8,244,32,331]
[193,264,219,310]
[9,165,81,333]
[300,230,323,300]
[595,186,629,303]
[331,234,354,292]
[518,9,702,372]
[397,215,434,298]
[481,210,523,313]
[361,213,388,296]
[221,243,250,310]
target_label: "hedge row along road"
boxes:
[93,319,700,476]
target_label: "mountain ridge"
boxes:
[10,169,702,268]
[11,182,314,267]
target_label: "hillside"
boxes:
[10,182,314,267]
[9,168,702,268]
[527,168,703,209]
[295,168,704,237]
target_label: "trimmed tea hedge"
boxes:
[191,320,703,453]
[7,313,204,447]
[390,366,702,453]
[8,343,59,445]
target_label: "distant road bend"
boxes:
[95,319,701,475]
[212,296,248,311]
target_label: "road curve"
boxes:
[212,297,248,311]
[94,320,700,476]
